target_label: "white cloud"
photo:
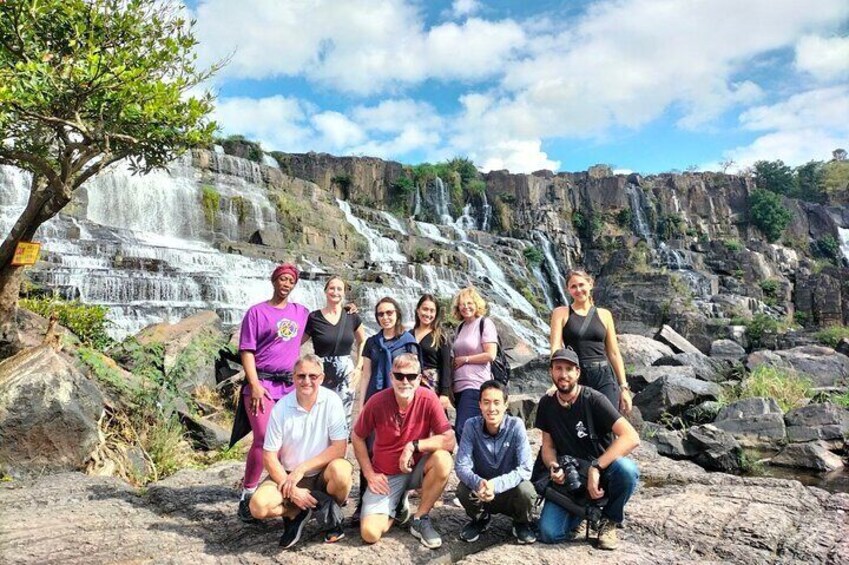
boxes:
[795,35,849,82]
[213,96,314,151]
[311,112,366,150]
[451,0,482,18]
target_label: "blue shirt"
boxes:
[454,415,533,494]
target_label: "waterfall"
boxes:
[480,192,492,232]
[412,186,422,218]
[415,221,450,243]
[336,199,406,265]
[433,177,453,224]
[532,230,569,306]
[839,227,849,266]
[0,165,30,236]
[626,183,653,243]
[379,211,407,235]
[261,154,280,169]
[454,203,477,232]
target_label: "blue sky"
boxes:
[185,0,849,174]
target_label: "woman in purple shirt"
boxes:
[235,263,310,522]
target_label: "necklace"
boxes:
[556,387,580,408]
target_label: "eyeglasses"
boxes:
[376,310,396,318]
[393,372,420,382]
[295,373,321,382]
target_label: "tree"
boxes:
[833,148,847,161]
[0,0,220,352]
[794,160,826,203]
[753,160,795,195]
[748,189,792,243]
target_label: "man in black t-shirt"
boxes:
[535,348,640,550]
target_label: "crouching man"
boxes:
[455,380,537,544]
[536,348,640,550]
[249,354,353,548]
[352,353,455,549]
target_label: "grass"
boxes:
[722,365,813,412]
[814,325,849,349]
[828,390,849,409]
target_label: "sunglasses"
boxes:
[376,310,396,318]
[295,373,321,382]
[392,372,420,382]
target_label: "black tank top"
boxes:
[562,306,608,363]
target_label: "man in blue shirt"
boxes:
[454,380,537,544]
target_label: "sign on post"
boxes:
[11,242,41,266]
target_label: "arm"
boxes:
[549,306,568,354]
[600,308,632,413]
[262,449,288,486]
[541,430,566,485]
[490,421,532,494]
[587,417,640,500]
[355,357,372,414]
[454,342,497,368]
[453,420,482,489]
[416,428,456,453]
[352,430,390,495]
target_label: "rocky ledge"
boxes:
[1,439,846,565]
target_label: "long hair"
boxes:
[566,269,595,305]
[323,275,349,293]
[414,293,445,348]
[374,296,405,336]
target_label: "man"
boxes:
[535,348,640,550]
[455,380,537,544]
[352,353,455,549]
[249,354,353,549]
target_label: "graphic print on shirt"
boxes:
[575,420,588,439]
[276,318,299,342]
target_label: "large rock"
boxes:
[653,352,727,382]
[643,425,696,458]
[713,397,786,447]
[0,346,104,475]
[784,402,849,446]
[685,424,744,473]
[503,355,551,397]
[710,339,746,360]
[748,345,849,388]
[628,365,695,394]
[654,324,702,355]
[772,440,845,472]
[617,334,674,368]
[633,374,723,422]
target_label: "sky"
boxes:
[184,0,849,175]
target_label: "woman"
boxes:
[232,263,310,522]
[413,294,452,410]
[549,269,632,414]
[451,286,497,445]
[302,275,367,426]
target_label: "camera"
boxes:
[552,454,583,492]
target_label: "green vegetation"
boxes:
[523,246,544,267]
[748,189,792,242]
[731,313,788,350]
[723,239,742,252]
[813,235,841,265]
[408,157,483,218]
[828,390,849,409]
[723,365,813,412]
[753,160,795,195]
[274,192,307,225]
[411,247,430,264]
[616,208,633,229]
[573,210,603,240]
[751,156,849,203]
[220,134,263,163]
[814,325,849,348]
[656,213,686,241]
[200,185,220,225]
[20,297,112,350]
[231,196,248,224]
[759,279,780,307]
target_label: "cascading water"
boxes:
[480,192,492,232]
[379,211,407,235]
[839,227,849,266]
[433,177,453,224]
[626,183,653,243]
[336,199,406,266]
[532,230,569,306]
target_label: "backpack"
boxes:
[459,316,511,385]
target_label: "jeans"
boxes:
[457,480,537,524]
[537,457,639,544]
[454,388,481,445]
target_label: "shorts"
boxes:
[361,454,428,518]
[259,471,328,510]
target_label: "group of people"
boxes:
[231,263,640,551]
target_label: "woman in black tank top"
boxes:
[549,269,632,414]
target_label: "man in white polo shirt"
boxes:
[249,353,353,549]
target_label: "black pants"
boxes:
[456,480,537,524]
[579,362,620,409]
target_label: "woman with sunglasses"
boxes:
[412,294,452,410]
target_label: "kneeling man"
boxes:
[352,353,455,549]
[536,348,640,550]
[455,380,537,544]
[250,354,353,548]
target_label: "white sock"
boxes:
[241,487,257,500]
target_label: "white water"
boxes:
[480,192,492,232]
[839,227,849,266]
[532,230,569,306]
[415,221,451,243]
[379,211,407,235]
[337,199,406,265]
[433,177,453,224]
[455,203,477,231]
[626,183,653,242]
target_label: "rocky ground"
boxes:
[2,436,847,565]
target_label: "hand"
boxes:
[550,465,565,485]
[249,383,272,416]
[439,395,453,411]
[366,471,390,495]
[344,302,359,315]
[619,388,633,414]
[477,479,495,502]
[288,486,318,510]
[452,356,468,369]
[587,467,605,500]
[399,442,415,473]
[280,466,305,499]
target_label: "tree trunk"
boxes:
[0,265,23,358]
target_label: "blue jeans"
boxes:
[454,388,481,445]
[538,457,639,544]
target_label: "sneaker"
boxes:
[451,496,463,508]
[460,513,491,542]
[350,504,361,527]
[596,517,619,550]
[512,522,537,545]
[238,493,257,523]
[394,492,411,526]
[410,514,442,549]
[324,525,345,543]
[279,508,312,549]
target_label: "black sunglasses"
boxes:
[392,371,420,382]
[376,310,396,318]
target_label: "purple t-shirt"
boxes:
[452,316,498,393]
[239,301,309,399]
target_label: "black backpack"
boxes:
[459,316,511,385]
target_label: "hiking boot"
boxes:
[410,514,442,549]
[460,513,491,542]
[279,508,312,549]
[324,525,345,543]
[238,493,257,523]
[597,517,619,550]
[394,492,411,526]
[512,521,537,545]
[350,504,361,527]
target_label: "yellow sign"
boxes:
[11,242,41,266]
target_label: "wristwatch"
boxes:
[590,458,603,472]
[412,439,420,453]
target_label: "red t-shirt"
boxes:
[354,386,452,475]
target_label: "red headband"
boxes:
[271,263,299,284]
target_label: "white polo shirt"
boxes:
[262,387,348,475]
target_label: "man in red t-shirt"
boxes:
[352,353,455,549]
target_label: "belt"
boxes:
[256,370,293,385]
[580,360,609,369]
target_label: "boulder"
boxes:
[784,402,849,446]
[713,397,786,447]
[767,346,849,388]
[0,346,104,475]
[836,337,849,357]
[506,355,552,397]
[629,365,695,394]
[633,375,723,422]
[771,440,845,472]
[507,394,539,430]
[178,410,230,451]
[745,349,790,372]
[685,424,744,473]
[653,352,726,382]
[655,324,702,355]
[710,339,746,360]
[683,400,723,425]
[248,229,288,248]
[617,334,674,368]
[644,426,697,458]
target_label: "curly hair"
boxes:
[451,286,488,321]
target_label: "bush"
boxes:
[748,189,792,242]
[411,247,429,264]
[723,239,742,252]
[200,185,220,225]
[732,365,813,412]
[814,325,849,348]
[656,213,686,241]
[741,313,784,350]
[20,297,112,349]
[813,235,840,265]
[754,160,795,195]
[523,246,544,267]
[466,179,486,197]
[616,208,633,229]
[760,279,780,306]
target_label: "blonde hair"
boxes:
[566,269,595,305]
[451,286,488,321]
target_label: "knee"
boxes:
[360,522,383,544]
[248,495,270,520]
[537,520,560,544]
[610,457,640,486]
[427,450,453,478]
[325,458,353,485]
[516,480,538,505]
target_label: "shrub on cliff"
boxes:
[20,297,112,350]
[754,160,795,195]
[748,189,791,242]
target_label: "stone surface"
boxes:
[178,410,231,451]
[836,337,849,357]
[655,324,702,355]
[617,334,675,368]
[628,365,695,394]
[784,402,849,446]
[643,426,696,458]
[507,355,553,397]
[653,352,727,382]
[712,398,787,448]
[685,424,744,473]
[0,346,104,475]
[683,400,724,426]
[633,375,723,422]
[710,339,746,360]
[763,346,849,388]
[772,440,845,472]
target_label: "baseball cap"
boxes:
[550,347,580,366]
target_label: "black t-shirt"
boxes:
[534,386,620,461]
[418,331,452,394]
[304,310,362,356]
